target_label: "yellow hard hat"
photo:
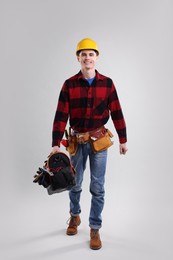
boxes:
[76,38,99,55]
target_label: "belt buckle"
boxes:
[77,133,88,144]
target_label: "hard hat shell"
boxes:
[76,38,99,55]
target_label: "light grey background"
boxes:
[0,0,173,259]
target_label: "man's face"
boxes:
[77,50,98,70]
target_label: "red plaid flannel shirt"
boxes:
[52,70,127,147]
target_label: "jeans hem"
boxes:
[89,224,102,230]
[70,212,80,217]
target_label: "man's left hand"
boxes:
[119,143,128,155]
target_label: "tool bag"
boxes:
[33,152,76,194]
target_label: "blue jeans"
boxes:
[69,142,107,229]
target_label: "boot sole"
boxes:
[66,231,78,235]
[90,245,102,250]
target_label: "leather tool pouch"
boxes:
[90,129,114,153]
[66,136,78,156]
[64,128,78,156]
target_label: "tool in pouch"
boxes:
[62,128,78,156]
[61,126,114,155]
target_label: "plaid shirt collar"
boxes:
[77,70,104,81]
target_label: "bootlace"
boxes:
[66,216,78,227]
[91,229,99,239]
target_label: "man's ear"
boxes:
[77,56,80,62]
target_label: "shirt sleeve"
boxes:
[52,81,69,147]
[108,80,127,143]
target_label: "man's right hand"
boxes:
[52,146,60,153]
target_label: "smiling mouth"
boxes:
[84,61,92,64]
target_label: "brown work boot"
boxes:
[90,229,102,250]
[66,215,81,235]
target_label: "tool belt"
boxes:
[65,126,114,156]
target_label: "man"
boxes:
[52,38,128,250]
